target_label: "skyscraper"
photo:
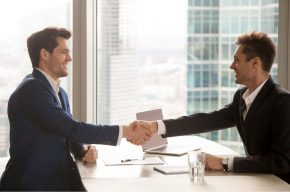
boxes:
[97,0,140,124]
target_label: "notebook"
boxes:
[136,109,199,156]
[153,165,189,175]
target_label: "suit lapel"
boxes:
[58,90,67,111]
[238,89,247,140]
[32,69,54,91]
[32,69,65,109]
[244,77,275,125]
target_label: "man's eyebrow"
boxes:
[61,48,70,52]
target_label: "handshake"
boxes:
[122,121,158,145]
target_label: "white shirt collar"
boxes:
[36,68,61,95]
[242,78,268,106]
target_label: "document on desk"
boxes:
[103,157,164,166]
[153,165,189,175]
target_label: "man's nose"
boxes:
[230,62,235,70]
[67,54,72,62]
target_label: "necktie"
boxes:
[240,99,246,121]
[57,92,63,109]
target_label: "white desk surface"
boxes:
[83,175,290,192]
[0,136,289,191]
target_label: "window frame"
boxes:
[73,0,96,123]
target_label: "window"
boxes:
[0,0,287,158]
[95,0,280,155]
[0,0,72,157]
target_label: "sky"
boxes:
[0,0,70,39]
[136,0,187,50]
[136,0,186,37]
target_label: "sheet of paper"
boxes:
[103,156,164,166]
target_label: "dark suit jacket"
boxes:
[0,69,120,191]
[163,77,290,184]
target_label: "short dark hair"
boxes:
[27,27,71,68]
[236,31,275,72]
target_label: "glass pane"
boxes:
[97,0,279,155]
[0,0,72,157]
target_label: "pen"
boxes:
[121,158,139,163]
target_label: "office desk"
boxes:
[0,136,289,191]
[83,175,289,192]
[77,136,290,191]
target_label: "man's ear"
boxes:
[40,48,48,61]
[251,57,262,69]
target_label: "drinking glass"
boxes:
[188,151,206,182]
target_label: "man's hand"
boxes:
[205,154,223,171]
[122,121,154,145]
[139,120,158,133]
[82,145,98,164]
[126,120,158,145]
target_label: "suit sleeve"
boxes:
[233,94,290,175]
[18,79,119,146]
[69,142,84,159]
[163,103,236,137]
[61,91,85,159]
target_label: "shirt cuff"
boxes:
[116,125,123,145]
[228,156,234,171]
[156,120,166,135]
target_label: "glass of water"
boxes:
[188,151,206,182]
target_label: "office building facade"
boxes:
[187,0,278,154]
[97,0,140,124]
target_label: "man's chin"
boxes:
[235,77,241,84]
[235,79,246,86]
[60,72,68,78]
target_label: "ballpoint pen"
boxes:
[121,158,139,163]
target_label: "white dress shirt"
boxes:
[36,68,62,107]
[242,79,268,120]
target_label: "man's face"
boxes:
[45,37,72,80]
[230,45,255,86]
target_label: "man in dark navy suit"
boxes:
[136,32,290,184]
[0,27,152,191]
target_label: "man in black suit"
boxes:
[0,27,151,191]
[135,32,290,184]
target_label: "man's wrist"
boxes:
[222,158,229,172]
[228,157,234,171]
[156,120,166,134]
[122,125,129,139]
[116,125,123,145]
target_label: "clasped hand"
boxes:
[82,145,98,164]
[123,120,158,145]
